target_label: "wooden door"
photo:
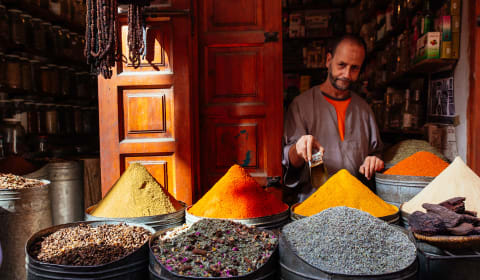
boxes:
[98,1,195,204]
[469,0,480,175]
[198,0,283,196]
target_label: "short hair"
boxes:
[330,34,367,56]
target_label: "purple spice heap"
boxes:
[151,219,277,277]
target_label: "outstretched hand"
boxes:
[359,156,384,180]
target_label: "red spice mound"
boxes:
[189,165,288,219]
[384,151,449,177]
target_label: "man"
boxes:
[283,35,384,203]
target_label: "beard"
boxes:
[328,69,352,91]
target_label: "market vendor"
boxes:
[283,34,384,203]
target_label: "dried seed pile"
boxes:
[151,219,277,277]
[0,173,44,190]
[384,140,446,166]
[31,224,151,266]
[283,207,416,275]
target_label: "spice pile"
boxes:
[31,223,151,266]
[409,197,480,236]
[294,169,397,217]
[0,173,45,190]
[91,163,182,218]
[0,155,38,175]
[189,165,288,219]
[384,151,448,177]
[151,219,277,277]
[384,140,446,166]
[284,207,416,275]
[403,157,480,215]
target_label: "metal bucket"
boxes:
[148,227,279,280]
[85,201,187,231]
[48,161,84,225]
[415,240,480,280]
[0,180,52,280]
[279,228,418,280]
[290,203,400,224]
[25,220,155,280]
[375,173,433,208]
[185,206,290,229]
[400,204,411,228]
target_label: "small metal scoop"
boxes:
[309,151,328,188]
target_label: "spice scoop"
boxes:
[309,151,328,188]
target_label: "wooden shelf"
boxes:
[284,36,332,42]
[283,66,327,73]
[381,128,424,135]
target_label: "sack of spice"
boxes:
[294,169,398,218]
[403,157,480,216]
[189,165,288,219]
[383,151,448,177]
[91,163,182,218]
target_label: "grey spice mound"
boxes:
[282,207,417,275]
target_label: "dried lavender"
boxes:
[283,207,416,275]
[0,173,45,189]
[151,219,277,277]
[31,224,151,266]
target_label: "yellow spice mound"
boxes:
[294,169,398,217]
[91,163,182,218]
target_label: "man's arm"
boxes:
[359,106,385,180]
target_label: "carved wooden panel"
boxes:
[124,155,174,194]
[206,46,264,104]
[215,123,258,169]
[118,18,172,74]
[121,88,173,139]
[204,0,264,31]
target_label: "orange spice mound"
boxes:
[384,151,449,177]
[189,165,288,219]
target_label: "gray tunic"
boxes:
[282,86,383,203]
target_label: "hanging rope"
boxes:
[85,0,149,78]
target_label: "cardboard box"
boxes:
[428,76,455,117]
[416,32,441,62]
[441,16,451,42]
[426,124,458,161]
[452,16,461,32]
[451,0,460,15]
[452,32,460,59]
[441,41,452,58]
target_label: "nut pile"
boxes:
[151,219,277,277]
[31,224,151,266]
[0,173,45,190]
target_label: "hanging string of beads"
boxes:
[84,0,150,79]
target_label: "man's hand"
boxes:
[359,156,384,180]
[288,135,324,168]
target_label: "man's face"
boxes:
[326,40,365,91]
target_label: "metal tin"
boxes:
[185,205,290,230]
[5,54,22,89]
[375,173,433,208]
[85,201,187,231]
[25,220,155,280]
[0,180,52,280]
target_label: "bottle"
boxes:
[412,89,424,129]
[421,0,432,35]
[402,89,414,130]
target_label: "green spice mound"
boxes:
[384,139,446,166]
[151,219,278,277]
[92,163,182,218]
[283,207,416,275]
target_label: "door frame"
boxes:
[468,0,480,174]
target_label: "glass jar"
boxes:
[1,118,27,155]
[0,5,9,50]
[73,105,82,135]
[57,66,69,97]
[61,28,71,57]
[51,25,62,56]
[5,55,22,89]
[49,0,62,17]
[20,14,33,49]
[0,52,5,89]
[39,65,51,95]
[47,64,59,96]
[77,35,85,62]
[41,22,52,54]
[24,102,38,134]
[0,100,10,120]
[62,105,73,135]
[8,9,25,47]
[45,104,58,135]
[29,60,41,94]
[11,99,27,131]
[69,32,79,58]
[75,72,89,98]
[32,18,47,52]
[20,57,32,91]
[36,103,47,135]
